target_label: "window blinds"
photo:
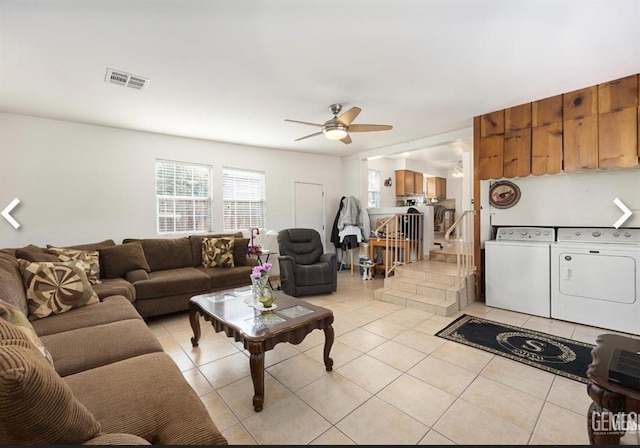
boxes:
[222,168,265,231]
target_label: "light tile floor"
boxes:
[146,270,640,445]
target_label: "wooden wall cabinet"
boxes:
[531,94,563,175]
[503,103,532,178]
[597,75,638,169]
[395,169,415,196]
[414,172,424,195]
[426,177,446,199]
[478,110,505,180]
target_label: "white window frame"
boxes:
[222,167,266,231]
[368,169,381,208]
[155,159,212,234]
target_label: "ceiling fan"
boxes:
[285,103,393,144]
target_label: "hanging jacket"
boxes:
[330,196,346,248]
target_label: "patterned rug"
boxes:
[436,314,595,383]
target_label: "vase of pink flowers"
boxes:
[250,262,272,308]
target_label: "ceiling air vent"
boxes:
[105,68,150,90]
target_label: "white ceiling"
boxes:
[1,0,639,168]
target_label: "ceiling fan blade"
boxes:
[348,124,393,132]
[294,131,323,142]
[284,119,323,128]
[340,134,352,144]
[336,107,361,126]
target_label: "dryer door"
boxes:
[558,252,636,304]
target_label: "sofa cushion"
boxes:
[198,265,254,289]
[0,253,29,316]
[14,247,59,262]
[65,351,228,445]
[17,259,99,321]
[232,237,250,266]
[47,247,101,285]
[91,277,136,302]
[99,242,150,279]
[133,237,193,272]
[0,320,102,444]
[40,319,163,377]
[202,237,235,268]
[133,267,211,300]
[30,295,142,337]
[0,299,54,366]
[50,239,116,252]
[189,232,242,267]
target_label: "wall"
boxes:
[0,113,343,250]
[487,168,640,228]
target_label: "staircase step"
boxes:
[373,259,475,317]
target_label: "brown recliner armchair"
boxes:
[277,228,337,297]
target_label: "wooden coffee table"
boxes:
[189,286,334,412]
[587,333,640,445]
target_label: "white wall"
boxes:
[0,113,343,250]
[488,168,640,228]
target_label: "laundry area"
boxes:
[482,169,640,336]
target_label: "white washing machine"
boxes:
[551,227,640,336]
[485,227,555,318]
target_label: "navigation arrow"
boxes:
[613,197,632,229]
[1,198,21,229]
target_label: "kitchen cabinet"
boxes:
[531,95,563,175]
[426,177,446,199]
[395,170,415,196]
[414,172,424,195]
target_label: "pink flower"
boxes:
[250,263,271,279]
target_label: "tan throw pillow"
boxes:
[17,259,99,321]
[0,299,54,367]
[0,320,102,444]
[98,242,150,279]
[202,237,235,268]
[47,247,101,285]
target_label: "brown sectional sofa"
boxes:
[0,251,228,445]
[0,232,259,445]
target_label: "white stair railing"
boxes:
[444,210,476,287]
[372,212,423,277]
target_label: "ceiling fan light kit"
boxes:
[322,124,348,140]
[285,103,393,145]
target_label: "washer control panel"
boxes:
[495,227,556,242]
[556,227,640,244]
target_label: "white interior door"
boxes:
[294,182,325,246]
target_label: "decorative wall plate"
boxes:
[489,180,521,209]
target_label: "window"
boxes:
[223,167,265,231]
[368,169,380,208]
[156,160,211,234]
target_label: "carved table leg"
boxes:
[587,382,627,445]
[189,306,201,347]
[249,343,265,412]
[323,321,334,372]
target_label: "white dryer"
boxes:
[485,227,555,318]
[551,228,640,336]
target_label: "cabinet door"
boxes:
[598,75,638,114]
[414,172,424,195]
[436,177,447,199]
[599,107,638,169]
[531,122,563,175]
[395,170,406,196]
[505,103,532,132]
[532,95,563,175]
[503,128,532,178]
[563,115,598,172]
[479,135,504,180]
[563,85,598,120]
[480,110,505,137]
